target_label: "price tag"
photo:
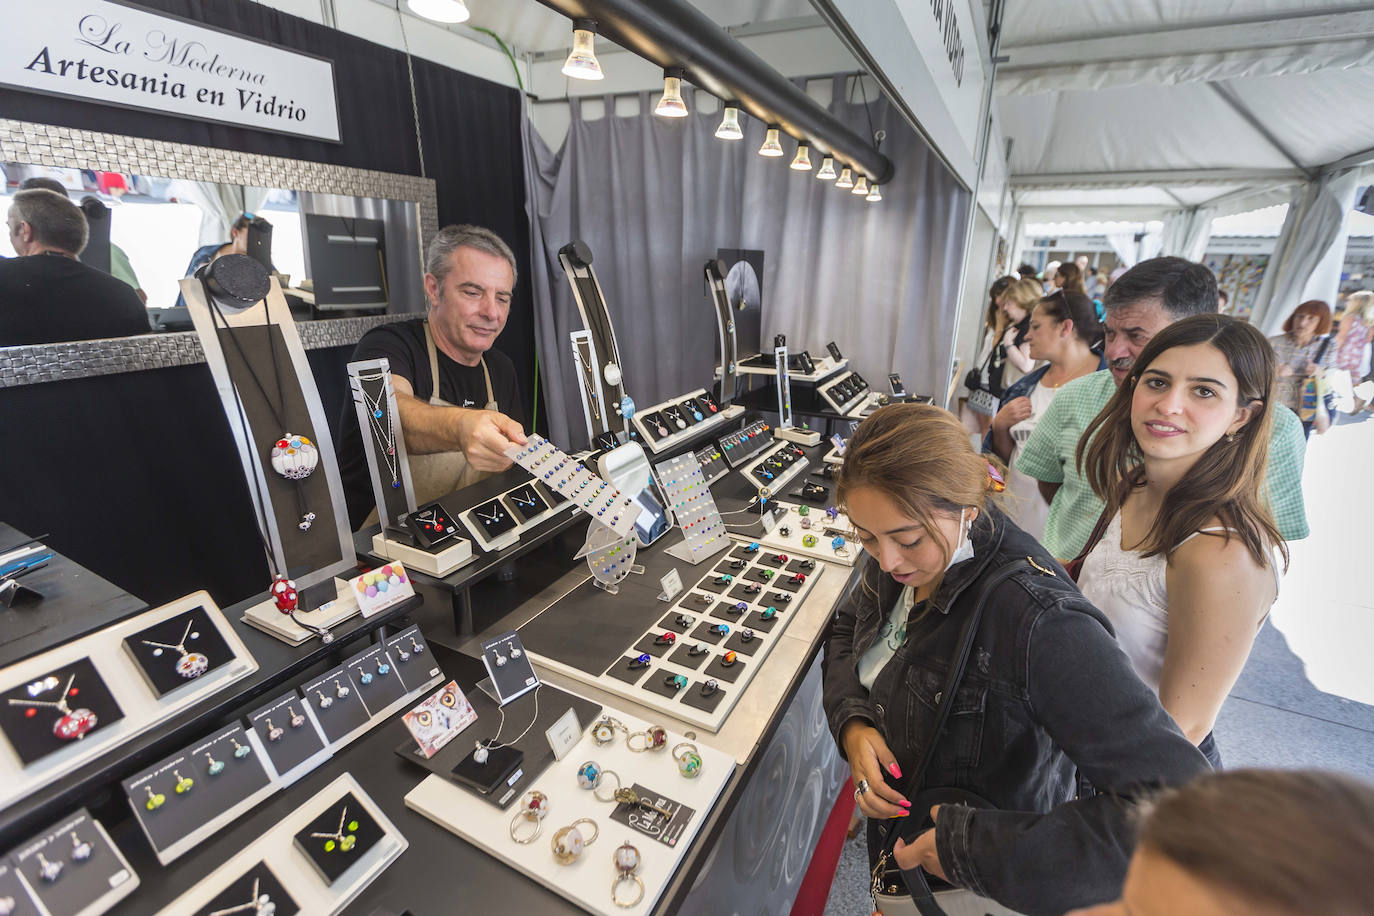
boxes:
[659,569,684,601]
[761,507,781,534]
[545,707,581,760]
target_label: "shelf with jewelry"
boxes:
[156,773,405,916]
[4,807,138,916]
[628,388,745,455]
[404,700,732,915]
[516,536,824,732]
[816,369,871,416]
[0,591,258,813]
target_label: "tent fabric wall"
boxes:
[522,79,971,449]
[1249,168,1363,334]
[1159,206,1216,262]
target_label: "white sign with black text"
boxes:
[1,0,340,141]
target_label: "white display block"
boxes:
[526,560,824,733]
[630,389,738,454]
[817,370,870,415]
[405,704,733,915]
[240,578,356,645]
[738,441,810,496]
[774,426,822,447]
[156,774,406,916]
[750,503,858,568]
[0,592,258,812]
[370,531,476,577]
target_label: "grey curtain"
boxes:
[1159,206,1216,262]
[522,77,972,448]
[1249,168,1362,335]
[298,190,425,314]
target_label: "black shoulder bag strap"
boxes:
[869,558,1036,915]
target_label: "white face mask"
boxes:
[946,508,976,570]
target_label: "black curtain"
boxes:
[0,0,541,606]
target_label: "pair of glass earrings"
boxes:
[34,831,93,883]
[355,658,391,685]
[394,636,425,661]
[316,679,352,709]
[264,706,308,741]
[493,645,523,667]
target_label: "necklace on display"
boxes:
[207,878,277,916]
[140,619,209,678]
[664,407,687,430]
[572,349,603,421]
[6,673,98,740]
[472,685,541,764]
[357,372,401,490]
[206,293,318,531]
[477,506,506,525]
[309,806,360,853]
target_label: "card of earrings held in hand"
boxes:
[0,658,124,766]
[121,606,237,697]
[505,434,639,539]
[291,791,386,884]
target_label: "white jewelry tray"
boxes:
[629,388,744,455]
[405,700,732,915]
[156,773,406,916]
[751,502,858,568]
[0,591,258,813]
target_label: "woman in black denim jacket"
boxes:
[822,405,1209,915]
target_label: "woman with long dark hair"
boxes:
[823,404,1206,915]
[1077,314,1286,767]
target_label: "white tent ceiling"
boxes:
[994,0,1374,224]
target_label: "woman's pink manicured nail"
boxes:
[899,800,911,808]
[892,811,910,817]
[889,763,902,779]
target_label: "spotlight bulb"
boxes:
[406,0,469,24]
[562,26,603,81]
[759,127,784,157]
[790,143,813,171]
[816,156,837,180]
[655,75,688,118]
[715,106,743,140]
[866,183,882,202]
[852,176,870,196]
[835,167,854,189]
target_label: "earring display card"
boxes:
[300,669,370,745]
[348,563,415,619]
[480,631,539,705]
[122,725,273,863]
[404,502,461,550]
[159,774,406,916]
[291,791,386,885]
[401,681,476,758]
[382,626,441,692]
[9,810,138,916]
[0,658,124,766]
[340,644,407,715]
[459,497,520,553]
[0,863,39,916]
[247,690,329,782]
[504,434,638,538]
[193,860,299,916]
[120,605,236,697]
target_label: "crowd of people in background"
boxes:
[826,253,1374,914]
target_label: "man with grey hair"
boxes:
[339,224,527,528]
[1016,256,1308,559]
[1,188,148,345]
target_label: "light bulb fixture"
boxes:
[715,104,743,140]
[852,175,870,196]
[816,156,837,180]
[406,0,469,24]
[562,19,604,81]
[759,126,784,157]
[835,166,854,189]
[790,142,813,171]
[866,183,882,202]
[655,68,689,118]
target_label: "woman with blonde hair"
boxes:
[996,277,1042,388]
[1332,290,1373,376]
[1068,768,1374,916]
[823,403,1205,915]
[1077,315,1286,767]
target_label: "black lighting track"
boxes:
[533,0,895,185]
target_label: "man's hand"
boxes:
[893,806,948,882]
[453,410,528,472]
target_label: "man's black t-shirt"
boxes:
[0,253,150,345]
[337,318,525,530]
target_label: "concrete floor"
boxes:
[823,412,1374,915]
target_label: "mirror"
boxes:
[0,118,437,350]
